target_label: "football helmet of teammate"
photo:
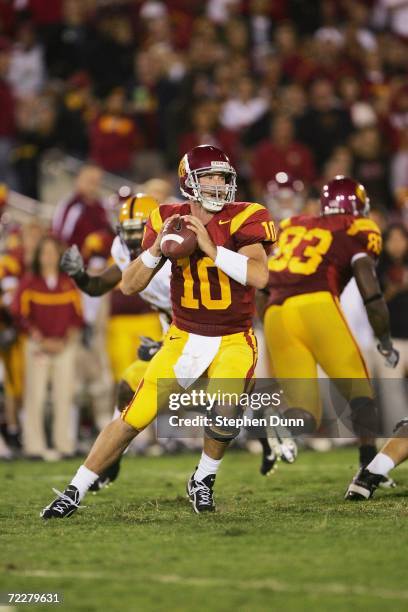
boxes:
[320,175,370,217]
[178,145,237,212]
[265,172,305,221]
[118,193,159,258]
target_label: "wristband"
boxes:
[141,249,162,269]
[363,293,383,306]
[74,269,90,289]
[378,335,392,351]
[214,246,248,285]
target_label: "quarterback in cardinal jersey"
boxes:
[260,176,399,476]
[41,145,276,519]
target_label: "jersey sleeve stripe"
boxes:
[347,218,380,236]
[230,203,265,235]
[150,207,163,234]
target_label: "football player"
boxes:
[59,193,172,487]
[41,144,275,518]
[258,176,399,476]
[345,420,408,500]
[264,172,305,223]
[0,221,44,451]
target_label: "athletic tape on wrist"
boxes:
[141,249,162,269]
[214,246,248,285]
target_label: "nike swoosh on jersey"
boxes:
[169,335,181,340]
[218,219,231,225]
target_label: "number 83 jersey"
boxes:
[267,213,382,306]
[142,202,276,336]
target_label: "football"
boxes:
[160,216,198,259]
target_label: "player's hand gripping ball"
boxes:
[160,216,198,259]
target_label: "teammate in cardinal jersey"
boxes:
[58,192,172,488]
[41,144,275,518]
[259,175,399,477]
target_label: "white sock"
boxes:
[112,406,121,421]
[366,452,395,476]
[71,465,99,500]
[194,452,222,482]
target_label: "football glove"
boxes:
[138,336,162,361]
[111,236,131,272]
[377,342,400,368]
[60,245,84,278]
[393,417,408,433]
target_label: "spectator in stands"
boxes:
[89,87,139,175]
[297,78,353,170]
[179,99,238,167]
[251,113,316,201]
[7,21,45,99]
[52,164,110,251]
[351,125,391,208]
[86,11,135,97]
[247,0,274,57]
[14,94,57,199]
[44,0,90,80]
[321,146,353,185]
[142,178,174,203]
[12,235,83,459]
[0,37,17,189]
[391,127,408,199]
[56,71,95,159]
[220,75,268,132]
[273,21,302,82]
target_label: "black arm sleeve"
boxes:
[74,264,122,297]
[353,256,392,344]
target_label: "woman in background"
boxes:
[12,235,83,460]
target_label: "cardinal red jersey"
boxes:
[267,214,382,306]
[142,202,275,336]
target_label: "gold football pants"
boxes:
[122,324,258,431]
[264,291,372,425]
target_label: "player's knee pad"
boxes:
[283,408,318,435]
[350,396,378,438]
[205,403,243,442]
[117,380,135,413]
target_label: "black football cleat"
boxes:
[89,459,121,492]
[186,471,216,514]
[345,468,384,501]
[260,441,278,476]
[40,485,81,519]
[259,431,297,476]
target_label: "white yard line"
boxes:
[9,570,408,601]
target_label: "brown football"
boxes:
[160,216,198,259]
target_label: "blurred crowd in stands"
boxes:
[0,0,407,459]
[0,0,406,211]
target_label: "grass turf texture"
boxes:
[1,448,408,612]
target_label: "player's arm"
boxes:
[121,214,179,295]
[60,245,121,296]
[185,215,269,289]
[237,243,269,289]
[353,255,399,367]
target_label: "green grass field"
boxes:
[1,448,408,612]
